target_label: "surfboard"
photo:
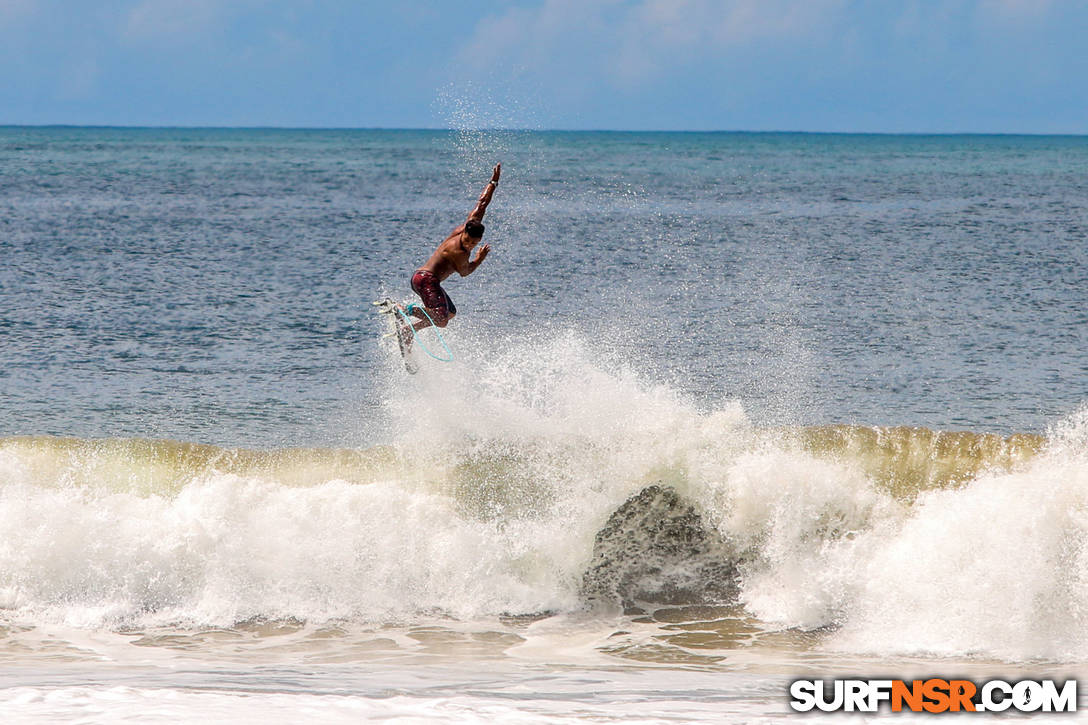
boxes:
[374,298,419,374]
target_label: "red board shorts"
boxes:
[411,270,456,323]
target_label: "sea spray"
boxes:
[0,473,578,627]
[1,335,1079,662]
[827,407,1088,660]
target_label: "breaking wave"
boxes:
[1,332,1083,661]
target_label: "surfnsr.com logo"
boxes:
[789,679,1077,713]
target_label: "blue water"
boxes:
[2,127,1086,443]
[3,127,1088,722]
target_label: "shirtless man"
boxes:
[399,163,501,343]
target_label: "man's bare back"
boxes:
[400,163,501,337]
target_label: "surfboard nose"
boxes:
[372,297,397,313]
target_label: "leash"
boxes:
[396,303,454,362]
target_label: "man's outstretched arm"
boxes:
[454,243,490,277]
[467,163,501,222]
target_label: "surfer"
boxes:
[397,163,501,347]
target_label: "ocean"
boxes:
[1,127,1087,722]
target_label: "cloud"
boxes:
[124,0,229,42]
[0,0,35,27]
[457,0,611,74]
[457,0,854,91]
[974,0,1058,28]
[609,0,850,85]
[978,0,1054,15]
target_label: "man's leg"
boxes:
[405,306,432,327]
[404,286,453,330]
[407,306,451,330]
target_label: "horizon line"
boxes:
[2,124,1087,138]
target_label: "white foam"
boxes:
[828,410,1088,660]
[0,671,789,725]
[3,330,1087,663]
[0,473,580,627]
[726,406,1088,660]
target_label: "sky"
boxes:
[1,0,1085,132]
